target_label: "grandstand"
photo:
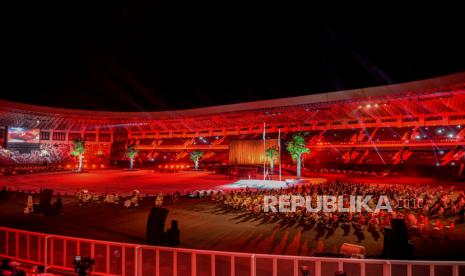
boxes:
[0,73,464,177]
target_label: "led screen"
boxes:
[7,127,40,143]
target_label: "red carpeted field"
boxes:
[0,170,235,195]
[0,169,462,195]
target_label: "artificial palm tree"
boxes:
[265,146,279,175]
[125,145,138,170]
[190,150,204,170]
[71,139,85,172]
[286,133,310,179]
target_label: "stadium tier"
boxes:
[0,73,464,177]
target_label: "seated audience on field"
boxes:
[211,181,463,238]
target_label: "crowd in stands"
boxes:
[0,144,72,176]
[0,143,110,174]
[211,181,464,239]
[0,144,72,164]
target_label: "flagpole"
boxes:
[263,122,266,180]
[278,129,282,181]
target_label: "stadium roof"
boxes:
[1,72,465,132]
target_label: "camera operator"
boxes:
[72,256,95,276]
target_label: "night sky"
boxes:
[3,2,465,111]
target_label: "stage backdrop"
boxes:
[229,139,278,165]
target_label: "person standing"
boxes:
[146,196,169,245]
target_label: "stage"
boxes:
[222,179,292,190]
[220,177,327,190]
[1,169,463,195]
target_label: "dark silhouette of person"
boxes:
[53,197,63,216]
[0,259,13,271]
[146,199,168,245]
[0,186,8,200]
[167,220,180,246]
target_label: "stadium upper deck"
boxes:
[0,73,464,140]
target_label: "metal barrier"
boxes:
[0,226,464,276]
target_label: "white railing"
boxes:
[0,226,463,276]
